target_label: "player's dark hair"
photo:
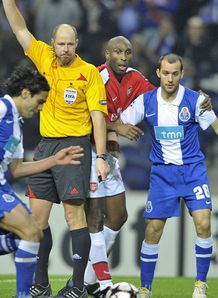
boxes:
[0,65,50,97]
[158,53,183,71]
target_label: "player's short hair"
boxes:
[158,53,184,71]
[0,65,50,97]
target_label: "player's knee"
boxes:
[120,210,128,226]
[106,210,128,230]
[145,222,163,243]
[32,217,49,230]
[114,211,128,229]
[87,205,105,233]
[87,210,104,232]
[64,203,87,229]
[196,220,211,237]
[88,222,104,232]
[20,224,43,242]
[31,209,50,230]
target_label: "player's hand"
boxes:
[54,146,84,165]
[116,123,144,141]
[96,158,110,181]
[199,90,212,111]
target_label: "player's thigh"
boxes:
[89,152,125,198]
[0,203,41,241]
[0,182,32,228]
[104,158,127,228]
[104,154,125,197]
[145,165,182,218]
[105,192,127,221]
[184,162,212,213]
[63,202,87,230]
[89,150,107,199]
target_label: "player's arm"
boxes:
[107,131,120,158]
[199,90,212,111]
[211,119,218,135]
[91,110,110,180]
[107,120,143,141]
[196,94,217,131]
[9,146,84,178]
[111,94,145,140]
[2,0,33,52]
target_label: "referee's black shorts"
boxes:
[26,136,91,204]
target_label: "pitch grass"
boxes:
[0,275,218,298]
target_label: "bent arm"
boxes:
[9,158,57,178]
[106,120,121,133]
[211,119,218,135]
[199,90,212,111]
[9,146,84,178]
[2,0,33,52]
[107,120,143,140]
[91,110,109,180]
[91,110,107,155]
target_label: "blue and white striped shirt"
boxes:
[0,95,23,184]
[121,85,217,165]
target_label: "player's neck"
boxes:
[161,87,179,102]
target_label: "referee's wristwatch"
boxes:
[96,153,108,161]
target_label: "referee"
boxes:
[2,1,110,298]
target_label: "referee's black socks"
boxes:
[70,227,91,289]
[34,226,53,286]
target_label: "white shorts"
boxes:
[89,151,125,198]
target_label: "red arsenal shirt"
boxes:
[98,64,155,122]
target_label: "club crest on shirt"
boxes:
[64,88,77,104]
[90,182,98,192]
[2,194,15,203]
[127,86,133,97]
[111,113,118,121]
[145,200,152,213]
[179,107,190,122]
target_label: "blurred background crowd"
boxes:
[1,0,218,191]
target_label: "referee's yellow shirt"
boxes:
[26,37,107,137]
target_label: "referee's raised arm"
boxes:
[2,0,33,52]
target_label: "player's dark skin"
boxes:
[87,37,135,234]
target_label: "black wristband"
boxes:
[96,154,107,161]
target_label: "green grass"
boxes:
[0,275,218,297]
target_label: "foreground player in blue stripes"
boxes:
[120,53,218,298]
[0,66,84,298]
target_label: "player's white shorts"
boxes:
[89,151,125,198]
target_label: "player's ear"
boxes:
[20,89,31,100]
[156,68,160,78]
[75,38,79,49]
[51,38,54,47]
[105,49,110,60]
[180,69,184,79]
